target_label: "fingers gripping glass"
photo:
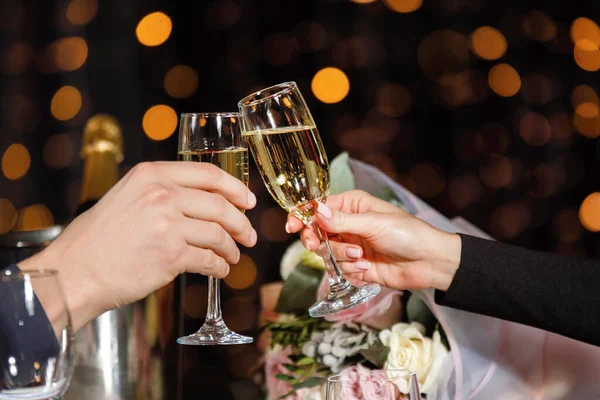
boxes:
[0,269,74,399]
[326,369,422,400]
[176,112,253,346]
[238,82,380,318]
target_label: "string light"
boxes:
[311,67,350,104]
[2,144,30,180]
[142,105,177,141]
[136,12,172,47]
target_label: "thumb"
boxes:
[315,201,379,237]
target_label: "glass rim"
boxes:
[237,81,297,108]
[180,112,240,118]
[327,369,416,383]
[1,268,59,282]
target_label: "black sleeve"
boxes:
[435,234,600,347]
[0,265,60,389]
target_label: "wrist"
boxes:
[427,230,461,292]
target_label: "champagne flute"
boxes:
[326,369,422,400]
[176,112,253,346]
[0,268,74,399]
[238,82,381,318]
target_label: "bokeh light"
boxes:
[579,192,600,232]
[573,112,600,138]
[43,134,75,169]
[469,26,507,60]
[1,41,34,75]
[311,67,350,104]
[519,111,551,146]
[164,65,199,99]
[224,254,258,290]
[350,0,377,3]
[576,102,599,118]
[488,63,521,97]
[136,12,172,47]
[549,112,573,145]
[54,37,88,72]
[555,208,582,243]
[142,105,178,141]
[448,175,483,210]
[51,86,82,121]
[259,208,291,242]
[570,17,600,47]
[263,34,299,66]
[14,204,54,231]
[410,163,446,198]
[182,284,207,319]
[479,155,513,189]
[523,10,557,42]
[490,202,531,239]
[0,199,17,234]
[573,39,600,72]
[418,30,470,81]
[377,84,412,118]
[223,296,256,332]
[384,0,423,13]
[66,0,98,26]
[571,84,599,108]
[520,74,556,105]
[2,144,30,180]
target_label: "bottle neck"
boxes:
[79,150,120,204]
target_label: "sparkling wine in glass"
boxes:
[176,112,253,346]
[326,369,422,400]
[238,82,381,318]
[0,268,74,399]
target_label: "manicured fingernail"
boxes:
[285,222,290,233]
[345,248,362,258]
[317,202,332,219]
[250,229,257,244]
[355,260,371,270]
[247,191,256,206]
[304,239,311,249]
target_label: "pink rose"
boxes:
[337,365,400,400]
[265,345,294,400]
[317,275,403,330]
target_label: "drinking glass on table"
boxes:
[176,112,253,346]
[238,82,381,318]
[326,369,422,400]
[0,269,74,399]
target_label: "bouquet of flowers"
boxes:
[256,153,450,400]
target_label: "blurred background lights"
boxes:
[259,208,291,242]
[2,144,30,180]
[1,41,34,75]
[164,65,199,99]
[51,86,82,121]
[136,12,172,47]
[469,26,507,60]
[66,0,98,26]
[573,39,600,72]
[579,192,600,232]
[523,10,557,42]
[43,134,75,169]
[376,84,412,117]
[311,67,350,104]
[488,63,521,97]
[555,208,582,243]
[350,0,377,3]
[570,17,600,47]
[54,37,88,72]
[418,30,470,81]
[572,85,599,108]
[0,199,17,234]
[519,111,551,146]
[224,254,257,290]
[410,163,446,198]
[142,105,177,140]
[14,204,54,231]
[182,284,207,319]
[384,0,423,13]
[479,155,513,188]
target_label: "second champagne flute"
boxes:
[176,112,253,346]
[238,82,381,318]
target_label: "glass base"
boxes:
[308,283,381,318]
[177,323,253,346]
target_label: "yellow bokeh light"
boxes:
[224,254,257,290]
[488,63,521,97]
[311,67,350,104]
[51,86,82,121]
[384,0,423,13]
[66,0,97,25]
[164,65,199,99]
[579,192,600,232]
[0,199,17,234]
[54,37,88,72]
[2,144,30,180]
[142,105,177,141]
[574,39,600,72]
[14,204,54,231]
[350,0,377,3]
[136,12,172,47]
[573,113,600,138]
[570,17,600,47]
[470,26,507,60]
[572,85,599,109]
[523,10,557,42]
[576,102,599,118]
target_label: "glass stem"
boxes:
[314,224,351,295]
[204,277,224,327]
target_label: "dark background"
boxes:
[1,0,599,398]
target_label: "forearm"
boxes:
[435,234,600,346]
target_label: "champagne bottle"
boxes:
[74,114,124,216]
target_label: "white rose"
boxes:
[280,240,325,280]
[379,322,449,395]
[296,384,326,400]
